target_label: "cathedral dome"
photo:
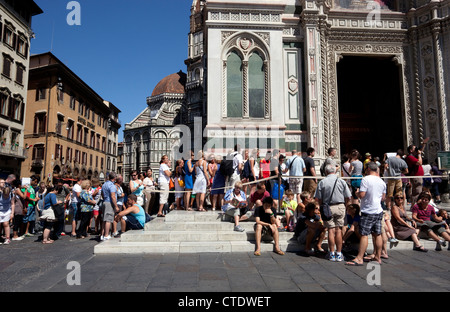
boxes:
[151,71,186,97]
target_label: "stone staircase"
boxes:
[94,210,446,254]
[94,210,301,254]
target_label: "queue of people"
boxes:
[0,171,151,245]
[0,142,448,260]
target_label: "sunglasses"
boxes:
[395,197,404,200]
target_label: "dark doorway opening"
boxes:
[337,56,404,160]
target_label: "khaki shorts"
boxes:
[289,178,304,194]
[159,182,169,205]
[103,202,115,223]
[387,179,402,197]
[303,179,317,196]
[324,204,346,228]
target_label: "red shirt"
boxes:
[405,155,424,176]
[250,190,270,204]
[411,204,435,221]
[259,159,270,178]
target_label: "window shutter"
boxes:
[33,115,38,134]
[12,33,17,50]
[20,101,24,123]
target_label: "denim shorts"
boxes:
[23,205,35,223]
[70,202,80,221]
[124,214,144,231]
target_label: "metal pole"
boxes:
[278,163,281,214]
[42,77,53,183]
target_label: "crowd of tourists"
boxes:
[0,140,449,260]
[0,171,150,245]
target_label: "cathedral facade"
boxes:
[187,0,450,163]
[124,0,450,180]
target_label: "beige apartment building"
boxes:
[22,52,120,184]
[0,0,42,179]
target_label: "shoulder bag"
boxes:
[320,178,338,222]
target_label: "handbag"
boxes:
[178,177,185,188]
[169,178,175,190]
[40,208,56,222]
[39,195,57,222]
[320,178,339,222]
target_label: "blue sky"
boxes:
[31,0,191,141]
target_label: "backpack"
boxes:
[220,152,236,178]
[242,159,253,179]
[320,161,327,177]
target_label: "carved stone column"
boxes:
[301,5,325,157]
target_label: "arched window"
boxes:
[248,51,265,118]
[153,132,169,163]
[227,51,243,118]
[223,35,270,120]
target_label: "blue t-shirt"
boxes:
[286,155,306,177]
[43,193,57,210]
[131,204,146,228]
[102,180,117,203]
[346,214,360,228]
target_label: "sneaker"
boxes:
[328,252,336,262]
[388,237,398,243]
[103,235,111,241]
[440,240,447,247]
[12,236,24,241]
[335,252,344,262]
[234,225,245,232]
[436,242,442,251]
[3,239,10,245]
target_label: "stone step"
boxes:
[146,221,252,231]
[94,239,301,254]
[94,237,444,254]
[119,229,296,242]
[162,210,228,223]
[94,210,448,254]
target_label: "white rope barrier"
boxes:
[141,174,448,194]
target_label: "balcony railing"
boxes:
[0,144,28,159]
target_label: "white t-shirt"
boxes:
[233,153,243,176]
[71,183,82,203]
[359,175,386,214]
[143,177,154,188]
[422,164,432,176]
[159,164,171,184]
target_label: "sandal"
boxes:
[274,250,285,256]
[413,245,428,252]
[157,214,165,218]
[254,251,261,256]
[345,260,363,266]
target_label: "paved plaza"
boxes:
[0,231,449,294]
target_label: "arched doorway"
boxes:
[337,55,404,159]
